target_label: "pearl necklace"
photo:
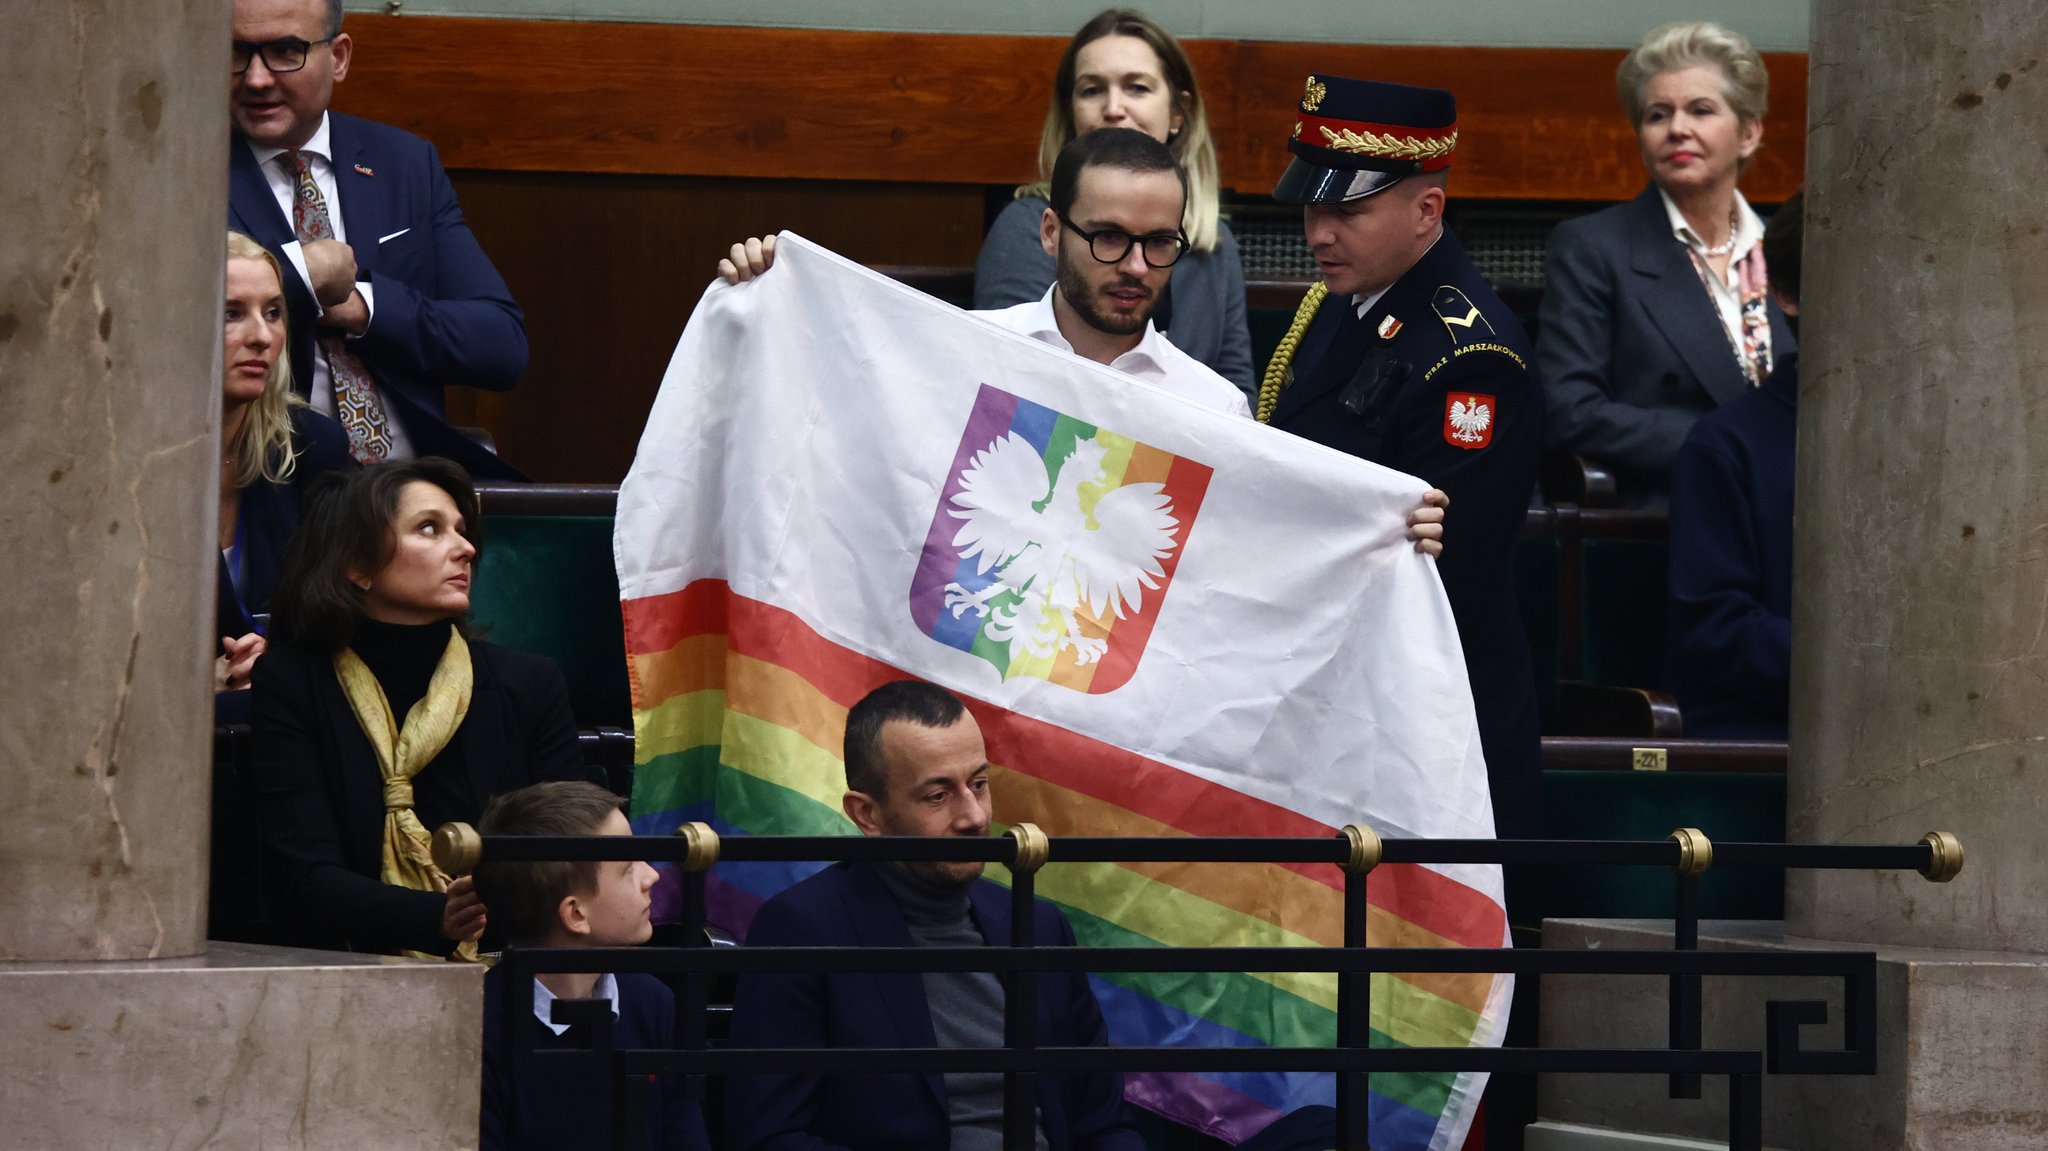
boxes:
[1699,207,1741,257]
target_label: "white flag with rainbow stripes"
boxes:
[616,233,1510,1151]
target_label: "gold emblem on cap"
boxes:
[1319,126,1458,161]
[1302,76,1328,112]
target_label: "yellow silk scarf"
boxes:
[333,625,476,961]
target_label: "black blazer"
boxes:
[249,636,585,954]
[1537,185,1796,493]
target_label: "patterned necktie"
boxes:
[287,151,394,464]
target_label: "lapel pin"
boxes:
[1377,315,1403,340]
[354,163,375,177]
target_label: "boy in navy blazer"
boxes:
[227,0,528,479]
[474,781,711,1151]
[727,681,1143,1151]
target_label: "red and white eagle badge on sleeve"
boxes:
[1444,393,1495,449]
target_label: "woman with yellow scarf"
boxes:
[250,459,586,957]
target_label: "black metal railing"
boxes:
[434,824,1962,1151]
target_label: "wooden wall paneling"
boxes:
[1220,43,1806,201]
[339,16,1810,480]
[442,173,986,482]
[336,17,1056,184]
[335,15,1806,201]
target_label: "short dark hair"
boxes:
[269,457,482,652]
[474,781,627,947]
[1763,190,1803,306]
[1049,127,1189,221]
[324,0,344,38]
[843,681,967,797]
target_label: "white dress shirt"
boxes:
[1351,284,1393,321]
[978,287,1252,418]
[244,114,411,456]
[1658,186,1766,375]
[530,971,620,1036]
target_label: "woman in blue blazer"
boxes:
[217,231,355,703]
[1538,22,1796,504]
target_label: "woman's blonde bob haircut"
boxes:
[1617,21,1769,131]
[1025,8,1223,252]
[224,230,305,489]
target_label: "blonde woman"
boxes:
[973,8,1252,391]
[1539,21,1796,504]
[217,231,354,694]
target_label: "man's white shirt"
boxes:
[530,971,620,1036]
[978,287,1252,419]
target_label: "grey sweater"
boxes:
[875,862,1051,1151]
[972,195,1255,395]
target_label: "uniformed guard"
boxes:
[1261,74,1544,841]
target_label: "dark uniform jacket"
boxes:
[1268,227,1543,837]
[1537,186,1797,500]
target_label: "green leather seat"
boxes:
[1579,538,1670,690]
[1535,768,1787,920]
[470,514,632,727]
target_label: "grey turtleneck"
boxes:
[874,863,1050,1151]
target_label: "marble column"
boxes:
[1,6,484,1147]
[0,1,223,961]
[1788,0,2048,952]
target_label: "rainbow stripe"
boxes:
[909,384,1212,694]
[625,579,1507,1146]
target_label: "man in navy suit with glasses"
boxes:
[227,0,529,479]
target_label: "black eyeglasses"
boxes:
[231,36,336,75]
[1058,213,1188,269]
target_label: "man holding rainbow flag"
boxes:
[615,78,1515,1151]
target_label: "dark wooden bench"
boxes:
[1541,737,1786,773]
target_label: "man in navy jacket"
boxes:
[1665,193,1804,738]
[227,0,528,479]
[726,681,1143,1151]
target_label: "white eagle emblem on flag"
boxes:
[942,434,1181,667]
[1448,398,1491,442]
